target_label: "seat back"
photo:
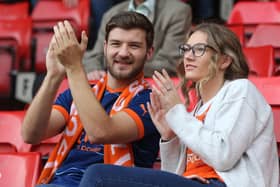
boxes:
[0,111,30,153]
[227,25,245,46]
[0,2,29,20]
[31,0,90,73]
[227,2,280,37]
[247,24,280,63]
[0,152,41,187]
[0,18,32,70]
[243,45,275,77]
[0,47,15,98]
[32,0,89,34]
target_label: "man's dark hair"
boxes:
[105,11,154,48]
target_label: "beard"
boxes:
[106,55,146,80]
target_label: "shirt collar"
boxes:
[128,0,155,23]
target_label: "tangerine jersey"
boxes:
[49,86,160,186]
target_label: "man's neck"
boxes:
[106,73,136,90]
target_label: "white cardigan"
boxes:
[160,79,279,187]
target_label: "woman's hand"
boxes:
[152,69,182,112]
[147,89,176,141]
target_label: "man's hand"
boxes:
[52,20,88,72]
[46,36,66,80]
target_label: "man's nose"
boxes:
[118,45,130,57]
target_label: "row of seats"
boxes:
[227,1,280,75]
[0,0,89,100]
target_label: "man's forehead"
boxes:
[108,28,146,42]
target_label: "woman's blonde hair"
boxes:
[177,22,249,107]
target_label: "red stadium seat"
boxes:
[0,111,30,153]
[0,47,14,98]
[243,45,275,77]
[227,2,280,37]
[32,0,89,35]
[0,2,29,20]
[0,18,32,70]
[0,152,41,187]
[247,24,280,66]
[227,25,245,46]
[249,76,280,106]
[31,0,90,73]
[0,18,32,98]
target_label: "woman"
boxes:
[79,23,279,187]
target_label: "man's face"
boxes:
[104,28,152,80]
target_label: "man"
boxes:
[21,11,160,186]
[83,0,192,80]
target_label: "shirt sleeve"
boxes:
[53,88,73,114]
[125,89,158,139]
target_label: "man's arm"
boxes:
[21,36,67,144]
[21,75,66,144]
[55,21,139,144]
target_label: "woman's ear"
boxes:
[219,55,232,70]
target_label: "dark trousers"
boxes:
[79,164,227,187]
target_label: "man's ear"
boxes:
[219,55,232,70]
[146,47,154,61]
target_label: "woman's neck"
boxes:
[199,75,225,104]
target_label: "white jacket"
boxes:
[160,79,279,187]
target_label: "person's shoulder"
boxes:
[221,79,263,101]
[158,0,191,11]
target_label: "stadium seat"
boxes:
[227,25,245,46]
[31,0,90,73]
[0,18,32,71]
[0,47,15,98]
[247,24,280,65]
[0,2,29,20]
[0,111,30,153]
[0,18,32,98]
[243,45,275,77]
[0,152,41,187]
[227,2,280,38]
[249,76,280,106]
[32,0,89,35]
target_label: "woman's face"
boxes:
[182,31,216,82]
